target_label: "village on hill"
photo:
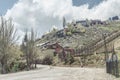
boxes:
[35,16,120,69]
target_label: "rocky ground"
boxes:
[0,65,119,80]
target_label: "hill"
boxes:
[37,20,120,49]
[36,20,120,67]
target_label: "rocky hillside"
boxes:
[35,20,120,68]
[37,20,120,49]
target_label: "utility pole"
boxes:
[63,17,66,29]
[102,33,110,73]
[63,17,66,38]
[102,33,108,61]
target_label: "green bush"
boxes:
[71,28,76,33]
[18,62,27,70]
[66,31,72,36]
[11,62,19,72]
[42,55,53,65]
[9,61,26,73]
[80,28,86,33]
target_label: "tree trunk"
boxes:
[1,54,7,74]
[26,56,30,70]
[35,60,37,68]
[1,60,7,74]
[1,64,6,74]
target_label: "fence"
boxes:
[75,30,120,56]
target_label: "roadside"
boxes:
[0,65,119,80]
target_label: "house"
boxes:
[47,42,75,61]
[90,20,103,26]
[75,19,106,27]
[112,16,119,20]
[109,16,119,21]
[56,29,65,37]
[76,20,89,27]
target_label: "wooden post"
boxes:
[102,33,108,61]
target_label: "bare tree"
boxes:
[0,17,18,74]
[21,29,38,70]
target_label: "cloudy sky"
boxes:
[1,0,120,43]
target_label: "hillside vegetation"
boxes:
[37,20,120,67]
[38,21,120,48]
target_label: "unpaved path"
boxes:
[0,65,119,80]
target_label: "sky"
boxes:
[0,0,18,15]
[0,0,120,43]
[0,0,102,15]
[73,0,103,8]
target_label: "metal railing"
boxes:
[75,30,120,56]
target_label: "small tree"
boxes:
[21,29,38,70]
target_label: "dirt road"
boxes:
[0,65,119,80]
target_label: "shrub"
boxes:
[69,56,75,64]
[9,61,26,72]
[42,55,53,65]
[66,31,72,36]
[71,28,76,33]
[18,61,27,70]
[64,53,75,64]
[11,63,19,72]
[80,28,86,33]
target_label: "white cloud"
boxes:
[4,0,120,41]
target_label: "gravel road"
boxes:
[0,65,119,80]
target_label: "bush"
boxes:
[8,61,27,73]
[80,28,86,33]
[64,53,75,64]
[71,28,76,33]
[11,62,19,72]
[66,31,72,36]
[42,55,53,65]
[69,56,75,64]
[18,61,27,70]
